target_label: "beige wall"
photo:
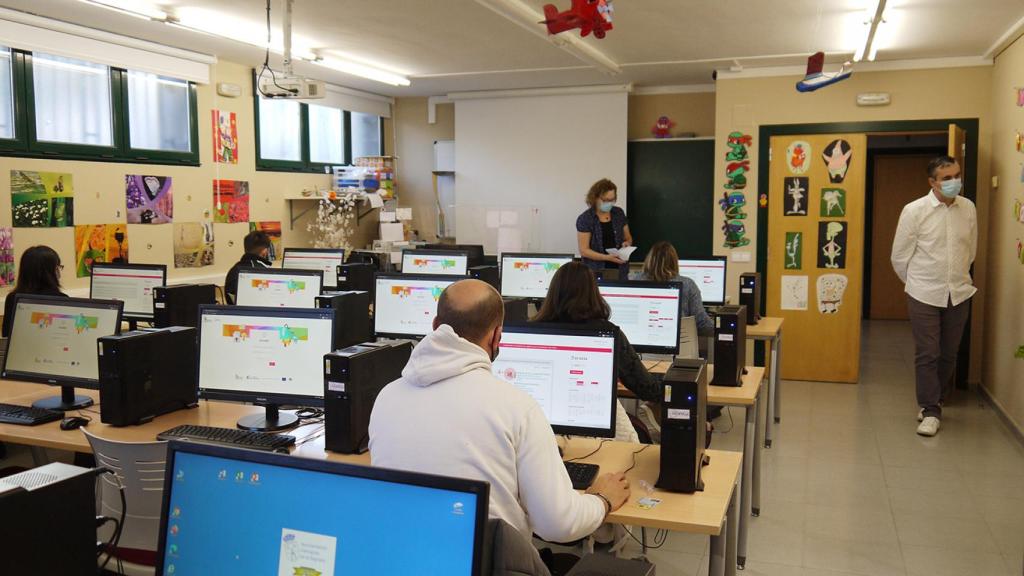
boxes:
[983,37,1024,433]
[628,92,716,140]
[714,65,994,383]
[393,98,455,242]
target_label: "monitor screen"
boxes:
[401,250,470,276]
[492,324,617,438]
[374,274,457,338]
[89,263,166,319]
[2,296,122,385]
[235,269,323,308]
[282,248,346,288]
[499,253,574,299]
[424,244,484,267]
[599,281,683,355]
[197,306,335,405]
[678,258,727,305]
[158,443,487,576]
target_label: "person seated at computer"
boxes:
[629,241,714,337]
[2,245,67,338]
[532,262,661,443]
[369,279,630,543]
[224,231,272,304]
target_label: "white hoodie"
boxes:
[369,325,606,543]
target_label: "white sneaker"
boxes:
[917,408,924,422]
[636,402,662,444]
[917,416,940,437]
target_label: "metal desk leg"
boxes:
[727,482,739,576]
[765,337,778,448]
[738,401,754,569]
[774,332,782,424]
[710,514,726,576]
[752,394,763,517]
[711,482,738,576]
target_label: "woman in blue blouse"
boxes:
[575,178,632,278]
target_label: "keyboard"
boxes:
[0,403,64,426]
[157,425,296,452]
[564,461,600,490]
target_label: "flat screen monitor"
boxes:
[499,253,574,299]
[197,305,335,431]
[89,262,166,320]
[599,280,683,355]
[1,295,123,410]
[678,257,727,305]
[423,244,484,267]
[235,268,323,309]
[282,248,346,288]
[373,274,457,339]
[157,441,488,576]
[401,249,470,276]
[492,324,617,438]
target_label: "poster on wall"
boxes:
[818,221,847,269]
[721,132,752,248]
[784,231,802,270]
[784,177,808,215]
[213,180,250,223]
[174,222,215,268]
[10,170,74,227]
[74,224,128,278]
[786,140,811,175]
[780,275,808,310]
[249,221,283,261]
[212,109,238,164]
[817,273,848,314]
[126,175,173,224]
[0,227,13,286]
[821,139,853,183]
[820,188,847,217]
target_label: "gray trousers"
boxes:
[907,295,971,418]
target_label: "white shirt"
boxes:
[891,191,977,307]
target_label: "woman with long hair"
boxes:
[630,241,714,336]
[3,245,67,337]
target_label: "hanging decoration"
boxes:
[651,116,675,138]
[213,180,250,224]
[541,0,613,38]
[784,177,808,215]
[796,52,852,93]
[721,132,752,248]
[821,139,853,183]
[1016,88,1024,107]
[212,109,238,164]
[816,273,848,314]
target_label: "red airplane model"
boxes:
[541,0,614,39]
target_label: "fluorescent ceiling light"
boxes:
[172,7,317,60]
[78,0,167,21]
[853,0,887,62]
[312,56,410,87]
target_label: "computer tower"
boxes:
[502,298,530,324]
[711,305,746,387]
[469,265,499,290]
[656,358,707,493]
[564,553,656,576]
[98,327,198,426]
[337,263,376,295]
[324,341,413,454]
[316,291,372,350]
[739,272,761,326]
[153,283,216,328]
[0,463,97,574]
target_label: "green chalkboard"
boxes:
[626,139,715,262]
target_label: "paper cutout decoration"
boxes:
[786,141,811,175]
[721,132,752,248]
[817,273,848,314]
[212,109,238,164]
[74,224,128,278]
[818,221,847,269]
[820,188,846,217]
[213,180,250,223]
[0,227,13,286]
[795,52,852,93]
[1017,88,1024,107]
[780,275,808,310]
[173,222,215,268]
[821,139,853,183]
[542,0,613,38]
[784,232,802,269]
[784,177,808,215]
[652,116,674,138]
[726,133,751,161]
[126,175,173,224]
[10,170,74,227]
[759,193,768,208]
[1017,238,1024,265]
[249,221,282,261]
[1016,345,1024,359]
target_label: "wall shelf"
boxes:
[283,193,379,229]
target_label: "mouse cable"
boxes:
[294,407,324,419]
[622,525,668,550]
[565,439,611,462]
[621,444,652,474]
[95,467,127,574]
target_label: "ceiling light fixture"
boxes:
[853,0,887,63]
[311,54,410,87]
[78,0,167,21]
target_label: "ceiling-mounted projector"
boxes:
[258,73,326,99]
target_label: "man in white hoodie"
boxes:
[369,279,630,543]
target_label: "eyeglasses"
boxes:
[57,264,64,271]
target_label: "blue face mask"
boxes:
[939,178,962,199]
[598,201,614,213]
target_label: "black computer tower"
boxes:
[316,291,372,350]
[469,265,499,290]
[153,284,216,328]
[98,327,198,426]
[739,272,761,326]
[711,305,746,387]
[337,263,376,296]
[324,341,413,454]
[502,298,530,324]
[656,358,707,493]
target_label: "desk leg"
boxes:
[773,333,782,424]
[765,336,778,448]
[29,446,49,466]
[738,401,754,569]
[752,394,762,517]
[711,482,737,576]
[727,482,739,576]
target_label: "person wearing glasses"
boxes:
[2,245,68,338]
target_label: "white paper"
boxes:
[390,251,403,264]
[380,222,405,242]
[500,211,518,226]
[396,207,413,221]
[605,246,638,261]
[497,227,523,253]
[485,211,501,229]
[380,210,397,223]
[367,193,384,208]
[780,275,808,311]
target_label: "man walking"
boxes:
[891,156,977,436]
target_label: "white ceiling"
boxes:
[1,0,1022,96]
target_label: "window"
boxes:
[0,48,13,140]
[126,71,191,153]
[258,97,302,162]
[350,111,382,160]
[309,104,344,165]
[32,53,112,147]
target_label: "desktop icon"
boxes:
[170,524,179,536]
[175,469,184,481]
[218,469,227,480]
[235,471,245,482]
[171,506,181,518]
[452,502,464,516]
[166,564,175,574]
[250,472,261,484]
[169,544,179,556]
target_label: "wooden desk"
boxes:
[746,317,784,449]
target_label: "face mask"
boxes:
[939,178,962,199]
[598,201,614,213]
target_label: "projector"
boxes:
[258,72,326,99]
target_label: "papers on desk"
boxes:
[380,222,404,243]
[367,192,384,208]
[606,246,638,261]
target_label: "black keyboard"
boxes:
[564,461,600,490]
[157,425,296,452]
[0,403,63,426]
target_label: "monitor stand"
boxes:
[237,404,298,432]
[32,386,94,411]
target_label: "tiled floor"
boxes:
[624,320,1024,576]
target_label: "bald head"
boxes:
[434,279,505,345]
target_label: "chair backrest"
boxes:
[82,429,168,553]
[484,518,551,576]
[678,316,699,359]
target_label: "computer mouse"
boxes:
[60,416,89,431]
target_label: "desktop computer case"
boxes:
[337,263,376,296]
[469,265,499,290]
[153,283,217,328]
[502,298,530,324]
[739,272,761,326]
[656,358,707,493]
[316,291,372,350]
[711,305,747,387]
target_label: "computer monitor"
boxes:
[424,244,484,268]
[499,253,574,300]
[373,274,458,339]
[401,249,470,276]
[492,323,618,438]
[1,295,123,410]
[157,441,488,576]
[282,248,346,288]
[197,305,335,431]
[678,257,728,305]
[89,262,166,321]
[599,280,683,355]
[235,268,323,309]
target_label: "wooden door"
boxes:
[767,134,867,383]
[869,155,932,320]
[948,123,966,169]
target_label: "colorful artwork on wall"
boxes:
[786,140,811,175]
[249,221,283,261]
[0,227,13,286]
[174,222,215,268]
[213,180,250,223]
[74,224,128,278]
[818,221,847,269]
[780,275,808,310]
[10,170,74,227]
[212,109,238,164]
[820,188,847,217]
[817,273,848,314]
[821,139,853,183]
[721,132,752,248]
[784,177,808,215]
[784,232,802,270]
[126,175,173,224]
